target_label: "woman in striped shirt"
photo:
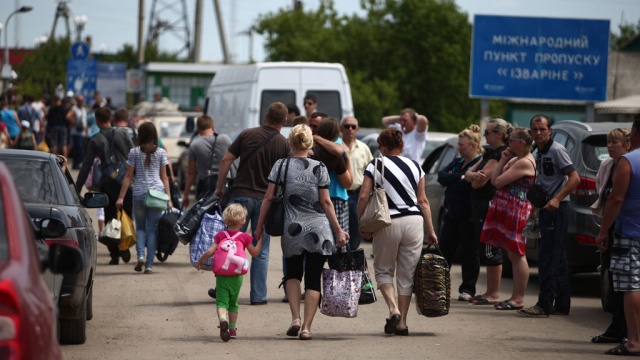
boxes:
[358,128,438,336]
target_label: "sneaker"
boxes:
[458,292,473,302]
[108,258,119,265]
[219,321,230,342]
[229,328,237,339]
[144,267,152,274]
[208,288,216,299]
[134,258,144,272]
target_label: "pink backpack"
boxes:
[212,231,249,276]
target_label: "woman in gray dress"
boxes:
[255,124,348,340]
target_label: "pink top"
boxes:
[212,230,253,276]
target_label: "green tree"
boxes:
[255,0,480,131]
[98,43,182,69]
[15,37,71,98]
[610,19,640,50]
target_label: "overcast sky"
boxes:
[2,0,640,63]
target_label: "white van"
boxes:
[204,62,354,136]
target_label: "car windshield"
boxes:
[0,187,7,261]
[582,135,609,172]
[2,158,58,204]
[158,121,189,138]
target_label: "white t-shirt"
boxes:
[389,123,428,163]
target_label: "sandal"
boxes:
[592,334,625,344]
[517,305,549,318]
[299,329,312,340]
[384,314,401,335]
[219,320,230,342]
[605,343,640,356]
[286,319,301,337]
[395,327,409,336]
[471,295,499,305]
[494,301,523,311]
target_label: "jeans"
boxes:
[230,196,270,303]
[347,191,362,250]
[535,202,571,314]
[71,134,86,168]
[133,196,165,268]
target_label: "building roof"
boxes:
[595,94,640,114]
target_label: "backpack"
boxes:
[17,131,34,150]
[212,231,249,276]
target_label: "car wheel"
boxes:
[86,286,93,321]
[59,295,87,344]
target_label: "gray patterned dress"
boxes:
[268,157,336,257]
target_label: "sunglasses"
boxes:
[343,124,357,130]
[509,137,523,143]
[484,129,499,136]
[304,101,314,106]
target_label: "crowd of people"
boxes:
[8,89,640,354]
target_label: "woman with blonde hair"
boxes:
[590,128,631,343]
[255,124,348,340]
[437,125,483,301]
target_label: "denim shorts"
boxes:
[610,235,640,292]
[49,126,68,148]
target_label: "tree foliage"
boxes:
[610,19,640,50]
[255,0,479,131]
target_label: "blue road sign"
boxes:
[66,59,97,104]
[70,41,90,60]
[469,15,610,102]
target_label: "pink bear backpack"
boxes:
[212,231,249,276]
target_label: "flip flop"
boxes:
[471,295,499,305]
[605,343,640,356]
[286,319,301,337]
[384,314,401,334]
[494,301,523,310]
[517,305,549,318]
[592,334,626,344]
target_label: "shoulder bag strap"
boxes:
[206,134,219,174]
[236,131,280,174]
[374,157,385,188]
[273,158,286,195]
[281,157,291,194]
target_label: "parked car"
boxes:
[0,150,108,344]
[0,161,84,359]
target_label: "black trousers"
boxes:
[100,179,133,260]
[439,214,478,296]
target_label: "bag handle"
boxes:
[424,243,449,269]
[373,157,385,188]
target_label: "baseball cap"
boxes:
[21,120,30,128]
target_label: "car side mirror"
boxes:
[84,192,109,208]
[45,243,84,274]
[39,218,66,238]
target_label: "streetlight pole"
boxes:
[74,15,88,42]
[2,6,33,95]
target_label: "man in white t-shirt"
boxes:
[382,108,429,163]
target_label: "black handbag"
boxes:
[98,130,128,185]
[173,191,221,244]
[265,158,290,237]
[526,183,549,209]
[328,247,377,305]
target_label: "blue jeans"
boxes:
[535,202,571,314]
[347,191,362,250]
[71,134,85,168]
[230,196,270,303]
[133,197,164,268]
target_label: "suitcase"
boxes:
[413,245,450,317]
[155,210,181,262]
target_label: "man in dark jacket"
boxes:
[76,107,134,265]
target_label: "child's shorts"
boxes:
[215,275,243,312]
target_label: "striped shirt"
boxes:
[127,146,169,198]
[364,155,424,218]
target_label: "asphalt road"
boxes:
[62,170,613,359]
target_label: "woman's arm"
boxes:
[319,188,348,248]
[492,155,535,189]
[357,176,374,239]
[253,183,276,242]
[470,159,498,189]
[160,163,173,209]
[437,158,462,186]
[336,153,353,188]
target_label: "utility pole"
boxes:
[212,0,230,64]
[137,0,145,65]
[192,0,202,62]
[147,0,191,58]
[238,28,254,64]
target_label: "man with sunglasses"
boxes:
[340,116,373,250]
[382,108,429,163]
[303,95,318,117]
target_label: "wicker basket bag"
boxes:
[413,245,451,317]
